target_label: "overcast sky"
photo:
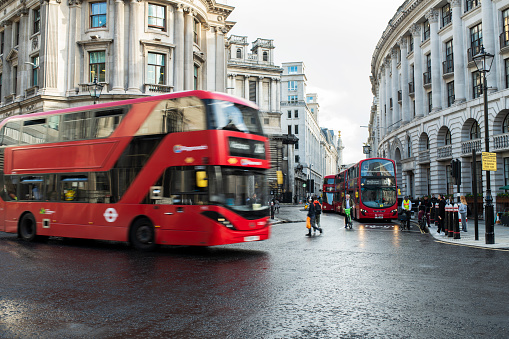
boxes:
[225,0,403,165]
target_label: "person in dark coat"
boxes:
[437,195,446,234]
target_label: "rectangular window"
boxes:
[428,91,432,113]
[295,141,299,150]
[194,65,198,90]
[465,0,480,12]
[446,165,453,195]
[148,4,166,31]
[287,110,291,119]
[90,2,107,28]
[33,8,41,34]
[13,66,17,95]
[21,119,46,145]
[15,21,20,46]
[288,125,291,135]
[295,155,299,163]
[193,19,199,44]
[288,81,297,91]
[0,32,3,54]
[264,118,269,125]
[249,81,257,102]
[472,70,482,99]
[288,95,298,103]
[409,36,414,52]
[423,19,430,41]
[62,112,92,141]
[470,23,482,58]
[504,157,509,188]
[89,51,106,82]
[447,81,455,107]
[503,9,509,48]
[294,110,298,118]
[442,3,451,27]
[288,66,297,74]
[445,40,453,74]
[506,58,509,89]
[294,125,299,134]
[32,56,39,87]
[147,52,165,85]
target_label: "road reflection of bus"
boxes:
[322,175,336,212]
[336,158,398,221]
[0,91,271,250]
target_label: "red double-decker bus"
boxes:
[0,91,271,250]
[322,175,336,212]
[338,158,398,220]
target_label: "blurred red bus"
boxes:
[322,175,336,212]
[0,91,270,250]
[337,158,398,221]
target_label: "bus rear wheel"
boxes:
[130,218,156,251]
[19,213,37,242]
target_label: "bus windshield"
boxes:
[209,166,268,218]
[207,100,264,136]
[360,159,395,177]
[361,187,397,208]
[325,178,335,185]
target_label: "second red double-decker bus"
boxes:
[0,91,271,250]
[338,158,398,221]
[322,175,336,212]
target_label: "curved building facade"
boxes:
[370,0,509,212]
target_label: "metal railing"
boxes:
[443,58,454,74]
[144,84,173,93]
[500,30,509,49]
[436,145,452,160]
[408,81,415,94]
[398,90,402,102]
[494,133,509,151]
[468,45,482,63]
[461,138,482,155]
[423,72,431,85]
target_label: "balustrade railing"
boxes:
[408,81,415,94]
[437,145,452,159]
[494,133,509,151]
[461,138,482,155]
[145,84,173,93]
[418,150,430,163]
[500,30,509,49]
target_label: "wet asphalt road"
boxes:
[1,205,509,338]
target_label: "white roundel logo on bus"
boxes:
[104,208,118,223]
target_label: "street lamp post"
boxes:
[89,77,104,104]
[473,45,495,244]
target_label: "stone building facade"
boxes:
[370,0,509,214]
[0,0,234,118]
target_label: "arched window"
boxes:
[426,136,430,150]
[236,48,242,59]
[470,122,481,139]
[263,51,268,61]
[504,114,509,133]
[445,129,451,145]
[407,136,411,157]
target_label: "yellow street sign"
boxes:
[482,152,497,171]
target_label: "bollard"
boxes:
[444,203,450,236]
[453,203,460,239]
[270,204,275,219]
[448,202,454,238]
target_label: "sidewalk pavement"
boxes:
[427,219,509,249]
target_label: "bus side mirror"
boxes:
[196,171,208,188]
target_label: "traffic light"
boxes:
[310,179,315,193]
[306,179,311,192]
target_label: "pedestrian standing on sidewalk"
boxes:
[437,195,446,234]
[313,196,323,233]
[459,195,468,232]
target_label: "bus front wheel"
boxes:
[130,218,156,251]
[19,213,37,242]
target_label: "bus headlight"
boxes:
[202,211,237,230]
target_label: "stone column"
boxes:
[244,75,249,99]
[18,10,29,99]
[1,22,12,101]
[111,0,125,93]
[276,79,280,112]
[257,76,263,109]
[184,8,194,90]
[379,69,386,137]
[227,73,236,96]
[399,37,411,125]
[66,0,81,95]
[127,0,141,93]
[270,77,276,112]
[482,0,497,90]
[174,5,184,91]
[411,24,424,117]
[427,9,442,112]
[385,58,392,131]
[450,0,465,103]
[215,26,226,92]
[40,0,59,93]
[391,48,400,129]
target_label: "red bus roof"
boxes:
[0,90,258,127]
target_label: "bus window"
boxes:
[19,176,44,200]
[45,174,59,201]
[62,112,91,141]
[2,121,22,146]
[92,109,126,138]
[47,116,60,143]
[136,97,206,135]
[208,100,263,136]
[88,172,112,203]
[60,175,89,202]
[4,176,18,200]
[21,119,47,145]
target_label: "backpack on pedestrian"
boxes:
[313,201,322,214]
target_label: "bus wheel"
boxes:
[130,218,156,251]
[19,213,37,242]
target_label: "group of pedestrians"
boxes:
[306,195,323,236]
[414,194,468,234]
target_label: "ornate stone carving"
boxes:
[398,36,407,49]
[449,0,461,8]
[68,0,83,6]
[32,36,38,50]
[410,23,421,37]
[391,48,399,59]
[384,58,391,68]
[425,9,439,23]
